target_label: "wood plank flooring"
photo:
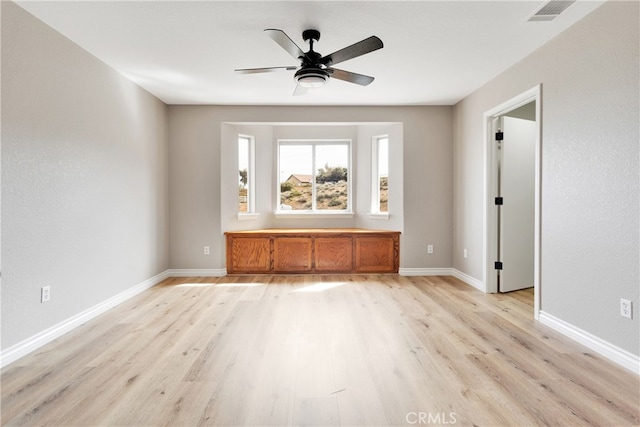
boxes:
[2,275,639,426]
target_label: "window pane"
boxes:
[279,144,312,210]
[315,144,349,211]
[238,137,249,212]
[378,137,389,212]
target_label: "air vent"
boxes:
[528,0,576,22]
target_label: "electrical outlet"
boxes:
[427,245,434,254]
[463,249,468,258]
[620,299,632,319]
[41,286,51,303]
[204,246,210,255]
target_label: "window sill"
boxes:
[368,212,390,220]
[275,211,355,219]
[237,213,260,221]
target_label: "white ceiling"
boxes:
[16,1,604,106]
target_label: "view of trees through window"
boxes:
[238,136,250,212]
[377,137,389,212]
[279,142,350,211]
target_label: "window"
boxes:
[278,140,351,213]
[238,135,255,214]
[372,135,389,214]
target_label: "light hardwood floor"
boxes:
[2,275,639,426]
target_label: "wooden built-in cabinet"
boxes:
[225,229,400,274]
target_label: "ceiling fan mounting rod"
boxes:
[303,29,321,60]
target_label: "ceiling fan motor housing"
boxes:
[302,29,321,43]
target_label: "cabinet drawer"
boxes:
[273,237,313,272]
[227,237,271,273]
[355,236,396,273]
[315,237,353,272]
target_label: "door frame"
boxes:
[483,85,541,319]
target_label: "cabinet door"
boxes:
[228,237,271,273]
[315,237,353,272]
[274,237,313,272]
[355,236,396,273]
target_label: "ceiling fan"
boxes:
[235,29,383,95]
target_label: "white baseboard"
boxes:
[0,270,171,369]
[539,311,640,375]
[399,268,486,292]
[399,267,453,276]
[451,269,485,292]
[166,268,227,277]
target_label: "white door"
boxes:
[498,116,536,292]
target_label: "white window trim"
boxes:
[275,211,355,219]
[368,212,390,220]
[371,135,389,217]
[276,139,353,215]
[237,212,260,220]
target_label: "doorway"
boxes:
[484,86,541,318]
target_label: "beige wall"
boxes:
[1,3,169,349]
[453,1,639,355]
[168,106,453,271]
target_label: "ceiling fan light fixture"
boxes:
[295,69,329,88]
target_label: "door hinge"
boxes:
[494,261,503,270]
[495,131,504,141]
[495,197,504,205]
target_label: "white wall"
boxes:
[168,106,453,271]
[453,1,639,355]
[1,3,169,350]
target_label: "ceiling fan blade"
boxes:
[293,84,309,96]
[327,68,375,86]
[235,66,297,74]
[265,29,305,61]
[321,36,383,67]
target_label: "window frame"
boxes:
[276,139,353,218]
[370,135,390,219]
[237,134,257,219]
